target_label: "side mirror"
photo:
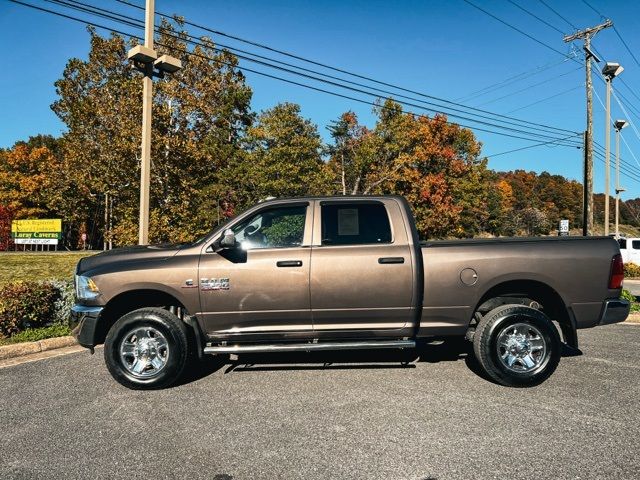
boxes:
[219,229,237,249]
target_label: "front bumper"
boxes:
[599,299,630,326]
[70,304,104,350]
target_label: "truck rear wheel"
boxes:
[473,305,561,387]
[104,307,189,389]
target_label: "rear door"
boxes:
[309,199,415,333]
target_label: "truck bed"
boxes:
[418,236,620,337]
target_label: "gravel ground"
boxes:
[1,324,639,480]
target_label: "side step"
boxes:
[203,340,416,354]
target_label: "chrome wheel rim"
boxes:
[119,326,169,378]
[496,322,547,373]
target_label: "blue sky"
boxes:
[2,0,640,198]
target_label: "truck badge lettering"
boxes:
[200,278,230,291]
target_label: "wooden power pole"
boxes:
[564,20,612,236]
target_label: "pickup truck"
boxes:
[70,195,630,389]
[617,236,640,265]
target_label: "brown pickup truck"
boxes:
[71,195,629,389]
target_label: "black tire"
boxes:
[473,304,561,387]
[104,307,189,390]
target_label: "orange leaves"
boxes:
[0,142,61,221]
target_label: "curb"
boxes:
[0,336,77,361]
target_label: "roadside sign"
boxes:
[559,219,569,236]
[11,219,62,245]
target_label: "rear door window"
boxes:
[321,203,392,245]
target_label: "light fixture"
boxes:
[602,62,624,79]
[614,119,629,131]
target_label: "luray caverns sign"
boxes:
[11,219,62,245]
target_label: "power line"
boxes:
[485,134,582,157]
[506,85,582,113]
[9,0,583,148]
[462,0,570,57]
[506,0,564,34]
[538,0,576,30]
[593,149,640,183]
[476,67,582,107]
[35,0,583,143]
[612,26,640,68]
[591,84,640,173]
[455,57,572,103]
[581,0,604,18]
[594,141,640,180]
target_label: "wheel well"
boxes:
[473,280,577,347]
[97,290,187,345]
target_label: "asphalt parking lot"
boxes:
[1,324,639,480]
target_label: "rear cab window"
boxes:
[320,202,392,245]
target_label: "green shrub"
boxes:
[621,288,636,302]
[624,262,640,278]
[621,288,640,313]
[0,281,60,337]
[50,280,74,326]
[0,324,71,346]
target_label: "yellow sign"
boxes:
[11,219,62,234]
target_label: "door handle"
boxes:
[277,260,303,267]
[378,257,405,264]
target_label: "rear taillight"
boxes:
[609,253,624,289]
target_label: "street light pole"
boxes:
[614,119,629,238]
[602,62,624,237]
[127,0,181,245]
[138,0,155,246]
[605,75,611,236]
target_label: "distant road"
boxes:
[624,279,640,297]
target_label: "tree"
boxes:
[0,204,15,251]
[222,102,328,210]
[326,111,370,195]
[0,141,60,219]
[52,22,253,246]
[326,99,488,239]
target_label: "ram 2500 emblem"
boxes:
[200,278,230,291]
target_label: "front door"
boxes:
[310,200,415,333]
[199,203,313,336]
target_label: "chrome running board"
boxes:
[204,340,415,354]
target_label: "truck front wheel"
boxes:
[104,307,189,389]
[473,305,561,387]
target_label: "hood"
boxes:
[76,243,183,275]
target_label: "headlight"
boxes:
[75,275,100,300]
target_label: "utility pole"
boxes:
[564,19,612,236]
[127,0,182,245]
